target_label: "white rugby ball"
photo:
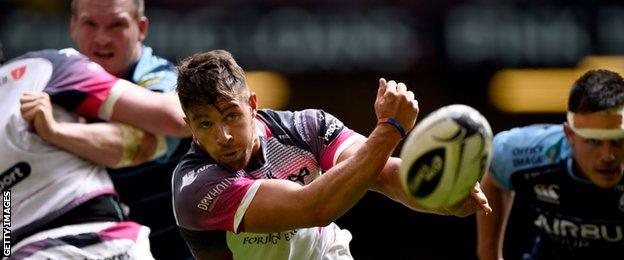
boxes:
[399,104,493,209]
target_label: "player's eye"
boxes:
[83,20,97,27]
[611,138,624,147]
[110,21,126,29]
[198,121,213,129]
[225,113,240,121]
[586,139,602,146]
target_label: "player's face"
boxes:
[565,125,624,188]
[70,0,147,77]
[186,94,260,172]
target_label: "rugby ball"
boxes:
[399,104,493,209]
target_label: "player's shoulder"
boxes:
[490,124,567,190]
[173,143,240,196]
[11,48,86,66]
[257,108,336,124]
[174,142,239,178]
[257,108,335,134]
[1,48,94,91]
[494,124,563,149]
[132,45,176,91]
[174,143,215,176]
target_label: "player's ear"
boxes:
[138,16,148,41]
[249,92,257,113]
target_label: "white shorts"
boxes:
[322,224,354,260]
[9,221,153,260]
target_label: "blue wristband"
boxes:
[378,117,406,138]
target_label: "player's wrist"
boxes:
[377,117,407,138]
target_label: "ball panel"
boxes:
[405,148,445,198]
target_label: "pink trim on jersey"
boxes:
[75,78,118,118]
[202,177,255,232]
[319,129,356,171]
[98,221,141,242]
[256,118,273,137]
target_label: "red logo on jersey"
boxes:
[11,66,26,80]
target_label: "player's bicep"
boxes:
[242,179,320,233]
[107,80,186,136]
[481,170,511,200]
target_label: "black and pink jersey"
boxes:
[0,48,124,240]
[16,48,120,120]
[172,109,363,259]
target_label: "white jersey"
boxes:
[0,49,120,238]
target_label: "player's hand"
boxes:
[374,78,419,134]
[20,91,57,140]
[435,182,492,217]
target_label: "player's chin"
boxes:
[220,161,244,172]
[591,171,622,188]
[219,156,247,171]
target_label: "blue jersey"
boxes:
[122,45,181,161]
[125,45,177,93]
[108,45,192,259]
[490,124,624,259]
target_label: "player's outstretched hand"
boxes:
[435,182,492,217]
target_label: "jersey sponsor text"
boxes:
[534,214,623,243]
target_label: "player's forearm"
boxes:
[39,122,124,167]
[477,174,511,260]
[302,124,402,224]
[477,213,504,260]
[148,94,191,137]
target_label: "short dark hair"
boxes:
[176,49,249,112]
[71,0,145,20]
[568,69,624,113]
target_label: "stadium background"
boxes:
[2,0,624,258]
